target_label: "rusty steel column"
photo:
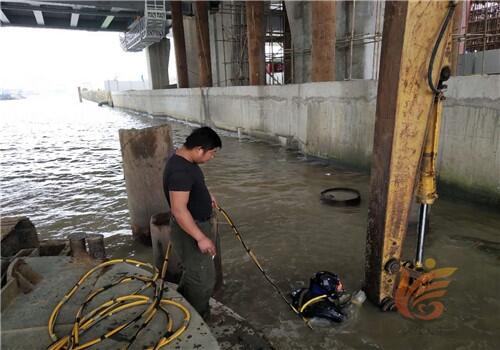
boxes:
[171,1,189,88]
[364,1,454,306]
[284,3,292,84]
[246,1,265,85]
[194,1,212,87]
[311,1,336,82]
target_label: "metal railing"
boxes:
[120,0,168,52]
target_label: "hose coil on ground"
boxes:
[47,244,191,350]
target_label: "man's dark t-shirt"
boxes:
[163,153,212,221]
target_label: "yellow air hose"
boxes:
[299,294,328,313]
[49,203,323,349]
[215,204,314,329]
[47,243,191,350]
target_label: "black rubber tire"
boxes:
[320,187,361,206]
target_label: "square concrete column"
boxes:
[146,38,170,89]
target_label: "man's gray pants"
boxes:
[169,219,216,319]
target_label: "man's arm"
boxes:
[209,190,217,208]
[169,191,216,256]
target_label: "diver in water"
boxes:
[291,271,366,325]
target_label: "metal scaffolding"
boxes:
[119,0,168,52]
[335,0,384,81]
[451,1,500,75]
[281,0,386,82]
[216,1,248,86]
[464,1,500,52]
[265,2,285,85]
[209,0,498,86]
[214,1,285,86]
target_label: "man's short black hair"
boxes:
[184,126,222,150]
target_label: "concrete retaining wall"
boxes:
[111,75,500,205]
[457,49,500,76]
[437,75,500,205]
[81,89,112,105]
[104,80,148,92]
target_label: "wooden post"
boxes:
[119,125,173,243]
[194,1,213,87]
[364,1,454,306]
[171,1,189,88]
[311,1,336,82]
[246,1,265,85]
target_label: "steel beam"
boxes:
[1,14,128,31]
[70,12,79,27]
[61,1,146,12]
[0,9,10,23]
[33,9,43,25]
[171,0,189,88]
[246,1,265,85]
[2,16,128,31]
[194,1,212,87]
[311,0,336,82]
[364,1,454,306]
[0,3,141,18]
[100,15,114,29]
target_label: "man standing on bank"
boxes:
[163,126,221,320]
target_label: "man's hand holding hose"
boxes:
[197,236,216,256]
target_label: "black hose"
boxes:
[427,2,457,95]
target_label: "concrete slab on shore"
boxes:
[1,256,220,350]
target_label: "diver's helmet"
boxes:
[291,271,347,323]
[309,271,344,296]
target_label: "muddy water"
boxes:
[1,95,498,349]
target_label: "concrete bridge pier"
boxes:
[146,37,170,89]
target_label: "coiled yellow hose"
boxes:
[47,243,191,350]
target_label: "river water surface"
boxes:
[1,94,499,349]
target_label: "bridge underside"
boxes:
[0,1,149,32]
